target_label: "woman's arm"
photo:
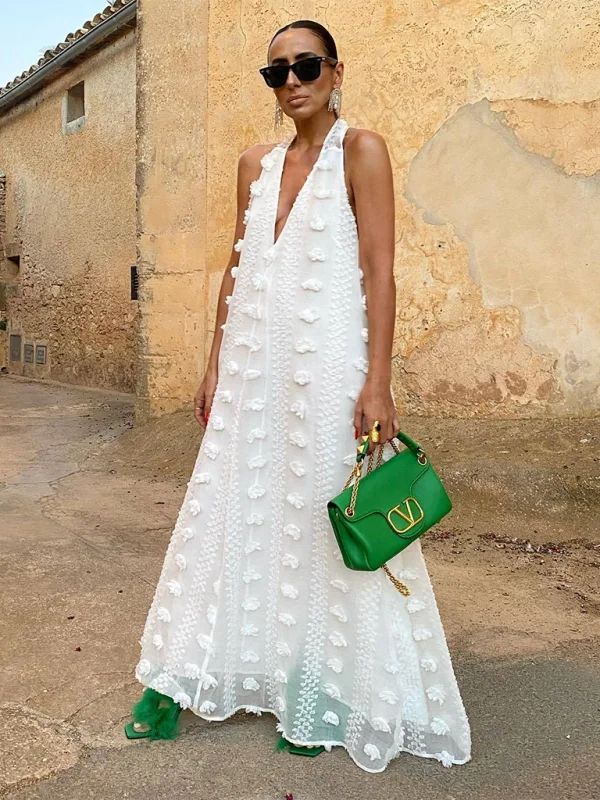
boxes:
[194,144,270,427]
[346,129,400,451]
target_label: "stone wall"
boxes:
[0,31,137,391]
[194,0,599,418]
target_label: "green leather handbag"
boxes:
[327,430,452,596]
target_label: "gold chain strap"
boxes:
[341,436,410,596]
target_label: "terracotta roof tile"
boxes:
[0,0,135,99]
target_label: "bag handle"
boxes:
[356,430,427,464]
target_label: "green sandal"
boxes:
[275,733,326,757]
[124,688,182,741]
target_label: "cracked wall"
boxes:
[137,0,599,417]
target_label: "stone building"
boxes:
[0,0,598,418]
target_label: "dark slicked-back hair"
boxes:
[268,19,338,61]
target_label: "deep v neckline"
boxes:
[271,118,342,249]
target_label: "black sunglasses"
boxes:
[259,56,338,89]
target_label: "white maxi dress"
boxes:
[136,117,472,772]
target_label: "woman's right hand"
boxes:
[194,371,218,428]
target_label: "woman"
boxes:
[126,19,472,773]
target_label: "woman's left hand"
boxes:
[354,379,401,455]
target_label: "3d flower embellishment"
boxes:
[136,659,151,677]
[260,152,276,171]
[361,293,367,310]
[230,266,239,278]
[196,633,215,654]
[225,295,232,305]
[281,553,299,569]
[199,700,217,714]
[274,669,288,684]
[330,579,349,593]
[247,454,267,469]
[167,579,182,596]
[194,472,211,484]
[216,388,233,403]
[313,186,332,199]
[243,677,260,691]
[364,743,382,761]
[246,705,263,715]
[420,657,438,672]
[384,662,401,675]
[263,245,277,263]
[200,672,218,689]
[371,717,392,733]
[278,612,296,626]
[251,272,268,291]
[294,337,317,353]
[308,248,326,262]
[283,523,301,540]
[288,460,306,477]
[274,696,286,713]
[293,370,312,386]
[276,641,292,656]
[241,302,262,320]
[289,431,307,448]
[181,527,194,541]
[398,569,418,581]
[210,415,225,431]
[347,387,360,402]
[426,685,446,704]
[234,238,244,252]
[353,356,369,374]
[233,332,262,352]
[249,180,263,197]
[243,397,265,411]
[174,692,192,709]
[244,539,262,555]
[188,500,202,517]
[361,327,369,342]
[241,623,259,637]
[174,553,187,571]
[286,492,304,509]
[322,711,339,725]
[358,267,364,281]
[184,662,201,679]
[326,658,343,673]
[430,717,450,736]
[157,607,171,623]
[407,598,427,613]
[246,511,264,525]
[309,216,326,231]
[328,631,347,647]
[316,158,333,170]
[323,683,341,700]
[248,484,266,499]
[247,428,266,443]
[243,568,262,583]
[280,583,299,599]
[242,368,262,380]
[206,604,217,624]
[301,277,323,291]
[226,360,239,375]
[298,307,320,324]
[240,650,260,663]
[434,750,454,768]
[242,597,261,611]
[413,628,434,642]
[204,442,219,460]
[152,634,164,650]
[379,689,398,705]
[329,605,348,623]
[243,207,251,225]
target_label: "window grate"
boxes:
[130,265,139,300]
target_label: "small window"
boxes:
[66,81,85,122]
[9,334,22,362]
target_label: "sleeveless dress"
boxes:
[135,117,472,773]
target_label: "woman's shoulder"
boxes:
[239,141,280,169]
[344,125,389,159]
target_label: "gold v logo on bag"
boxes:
[387,497,424,534]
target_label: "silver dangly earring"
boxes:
[274,99,284,130]
[328,87,342,116]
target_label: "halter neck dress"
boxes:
[135,117,472,772]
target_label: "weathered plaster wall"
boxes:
[135,0,209,419]
[0,32,138,391]
[196,0,599,418]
